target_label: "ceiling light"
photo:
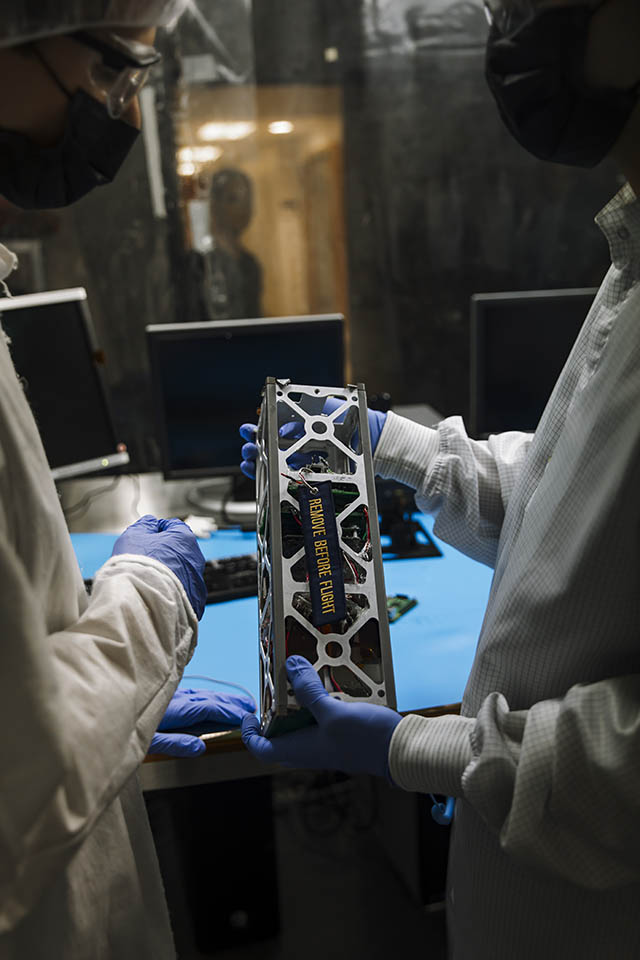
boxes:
[178,161,196,177]
[178,145,223,164]
[197,121,256,142]
[268,120,294,135]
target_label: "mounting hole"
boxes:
[377,690,385,698]
[325,641,343,658]
[351,396,357,401]
[277,390,283,396]
[315,388,320,394]
[312,420,328,434]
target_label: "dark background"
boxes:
[0,0,619,472]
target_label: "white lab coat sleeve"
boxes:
[374,412,533,566]
[0,545,198,934]
[389,674,640,889]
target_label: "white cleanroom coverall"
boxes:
[378,184,640,959]
[0,326,197,957]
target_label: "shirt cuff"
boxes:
[374,411,440,488]
[98,553,199,631]
[388,713,475,796]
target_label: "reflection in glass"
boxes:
[177,81,347,324]
[188,167,263,319]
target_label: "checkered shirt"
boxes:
[376,183,640,959]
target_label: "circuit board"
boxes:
[387,594,418,623]
[255,378,397,737]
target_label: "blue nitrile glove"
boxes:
[149,688,256,758]
[241,656,402,778]
[111,514,207,619]
[368,407,387,452]
[239,406,387,480]
[239,423,260,479]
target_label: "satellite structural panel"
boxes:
[256,377,396,737]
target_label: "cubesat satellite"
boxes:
[255,377,396,737]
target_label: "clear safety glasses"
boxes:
[483,0,537,35]
[71,30,162,119]
[483,0,605,36]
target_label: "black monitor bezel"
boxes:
[0,287,126,473]
[146,314,345,481]
[469,288,598,439]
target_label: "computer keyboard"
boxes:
[83,553,258,605]
[203,554,258,604]
[85,553,417,612]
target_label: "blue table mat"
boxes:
[71,517,492,713]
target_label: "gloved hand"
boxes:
[149,688,256,758]
[111,514,207,619]
[239,406,388,479]
[241,655,402,779]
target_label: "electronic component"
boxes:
[387,594,418,623]
[256,378,396,737]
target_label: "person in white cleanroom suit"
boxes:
[0,3,253,959]
[242,1,640,958]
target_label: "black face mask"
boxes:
[0,88,139,209]
[485,5,640,168]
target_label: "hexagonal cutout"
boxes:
[284,614,319,664]
[290,590,369,635]
[327,664,372,698]
[280,500,304,558]
[284,438,358,476]
[349,619,383,684]
[340,505,371,559]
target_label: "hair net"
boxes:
[0,0,190,48]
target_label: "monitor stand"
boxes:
[376,479,442,560]
[186,474,256,530]
[382,516,442,560]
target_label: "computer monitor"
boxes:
[0,288,129,480]
[146,314,345,480]
[470,288,598,438]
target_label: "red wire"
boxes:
[363,506,371,547]
[343,551,358,582]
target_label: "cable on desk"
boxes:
[130,474,141,519]
[182,673,258,714]
[62,476,121,520]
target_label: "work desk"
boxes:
[71,516,492,790]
